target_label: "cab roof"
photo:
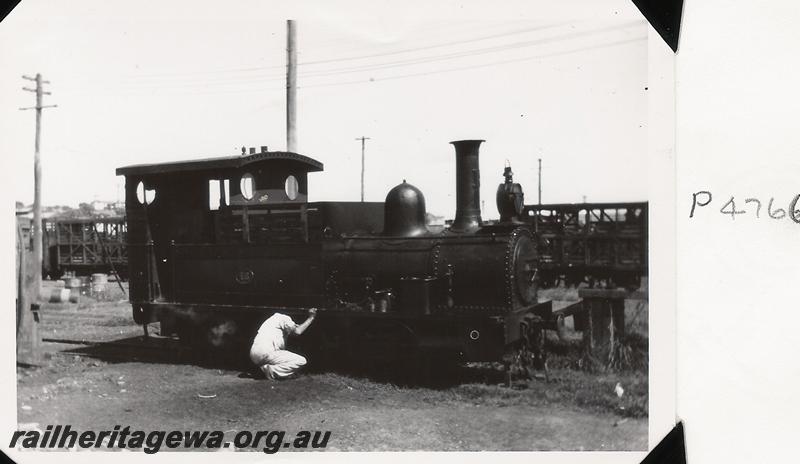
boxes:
[116,151,324,177]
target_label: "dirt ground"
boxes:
[16,281,648,452]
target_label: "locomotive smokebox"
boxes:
[450,139,485,233]
[383,180,428,237]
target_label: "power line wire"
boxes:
[296,22,574,67]
[59,36,644,97]
[62,22,643,95]
[286,21,643,80]
[300,36,646,90]
[126,22,571,79]
[123,21,641,86]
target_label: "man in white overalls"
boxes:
[249,308,317,380]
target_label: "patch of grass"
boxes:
[606,333,648,372]
[545,331,648,374]
[445,368,648,418]
[569,371,648,418]
[304,360,649,419]
[625,300,648,337]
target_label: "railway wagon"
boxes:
[116,140,551,364]
[42,217,128,279]
[16,215,128,280]
[522,202,648,289]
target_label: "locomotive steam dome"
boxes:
[383,180,428,237]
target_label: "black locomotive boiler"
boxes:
[117,140,551,364]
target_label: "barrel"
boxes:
[91,273,107,295]
[78,276,91,295]
[48,288,71,303]
[65,277,82,289]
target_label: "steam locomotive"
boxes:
[116,140,551,363]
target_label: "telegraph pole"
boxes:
[537,158,542,205]
[286,20,297,152]
[355,136,370,202]
[18,73,55,365]
[20,73,56,295]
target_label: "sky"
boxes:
[1,0,648,219]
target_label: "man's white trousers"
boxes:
[250,346,307,379]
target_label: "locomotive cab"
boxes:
[117,147,327,314]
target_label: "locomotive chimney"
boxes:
[450,139,484,232]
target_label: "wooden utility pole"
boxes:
[286,20,297,152]
[537,158,542,205]
[355,136,370,202]
[20,73,56,295]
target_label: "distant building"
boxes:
[425,212,445,226]
[90,199,108,211]
[42,205,74,219]
[16,201,125,221]
[109,200,125,211]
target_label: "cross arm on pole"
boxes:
[22,75,49,83]
[18,104,57,111]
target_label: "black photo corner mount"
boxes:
[0,0,21,24]
[631,0,683,52]
[0,448,15,464]
[640,422,686,464]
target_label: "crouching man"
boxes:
[249,308,317,380]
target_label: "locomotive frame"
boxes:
[116,141,552,364]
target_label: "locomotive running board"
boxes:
[552,300,585,318]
